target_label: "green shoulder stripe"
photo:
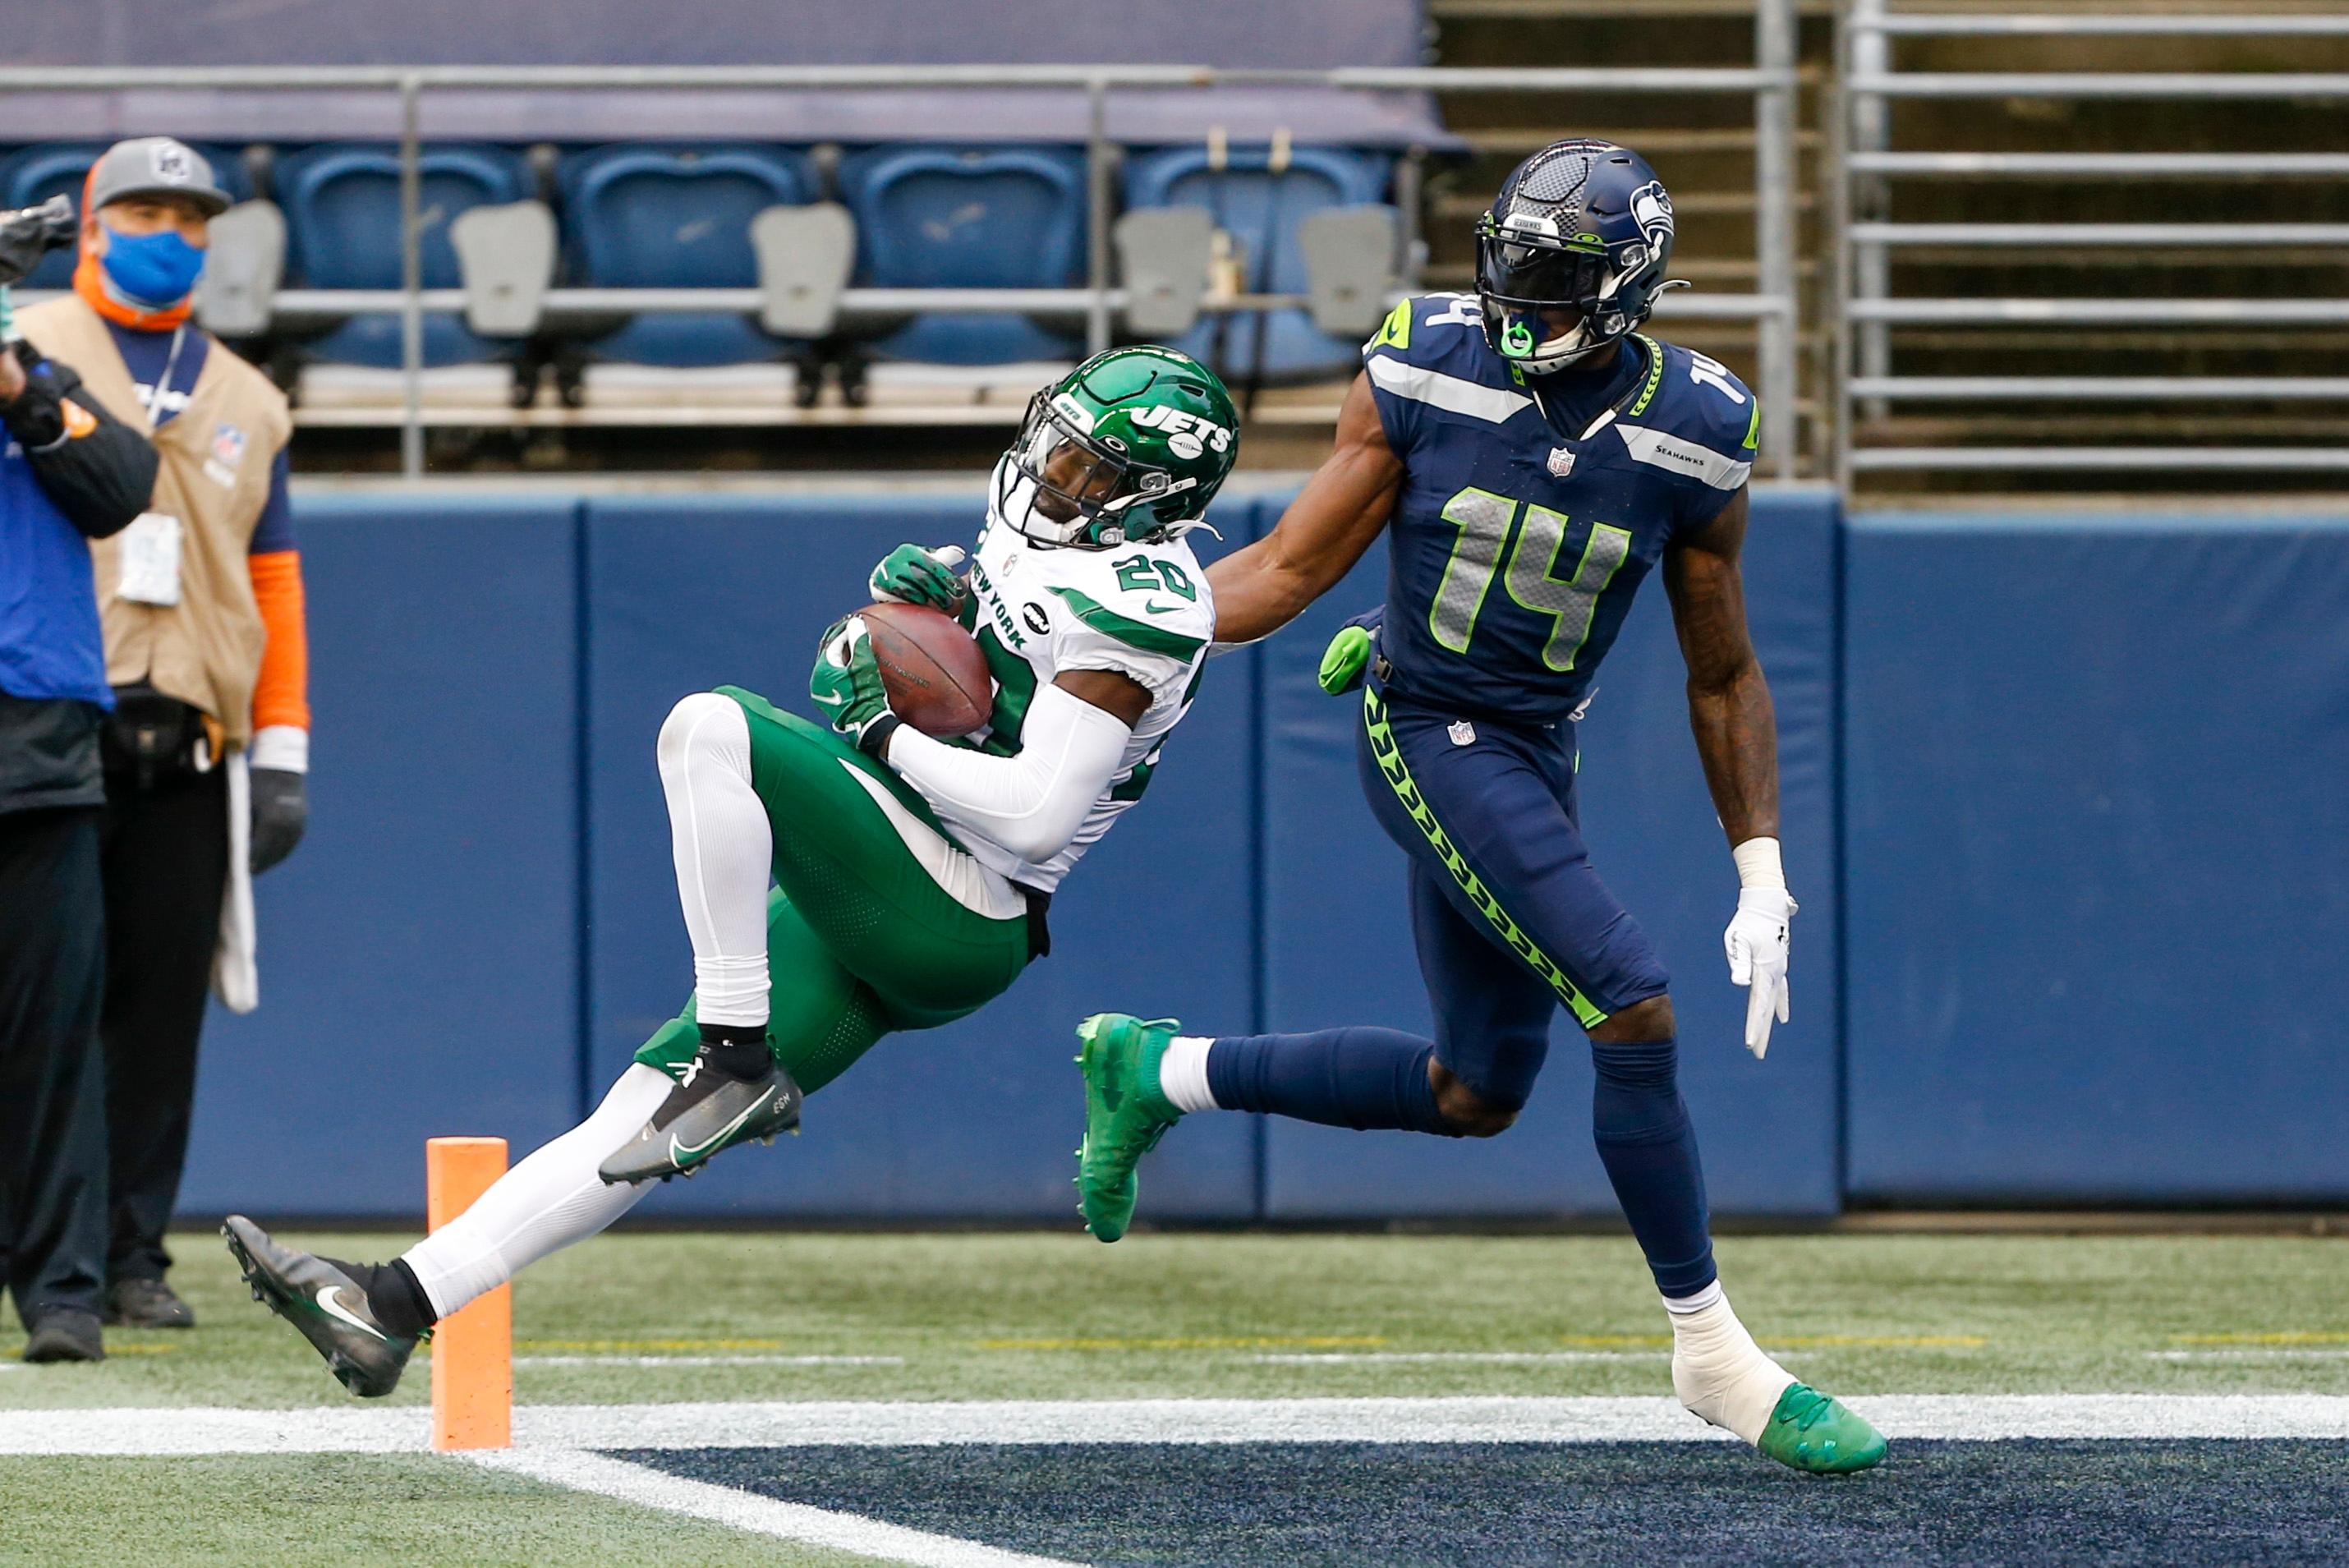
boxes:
[1048,586,1207,661]
[1368,297,1411,354]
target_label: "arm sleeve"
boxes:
[248,549,311,744]
[883,681,1132,865]
[2,346,157,540]
[247,450,310,755]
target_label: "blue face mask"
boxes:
[99,225,207,308]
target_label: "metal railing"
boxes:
[0,48,1803,476]
[1836,7,2349,483]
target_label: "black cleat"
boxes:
[105,1277,195,1329]
[221,1216,418,1398]
[598,1057,803,1185]
[22,1311,103,1363]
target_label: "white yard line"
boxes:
[469,1448,1083,1568]
[9,1394,2349,1455]
[1253,1351,1670,1363]
[2147,1348,2349,1363]
[517,1354,904,1368]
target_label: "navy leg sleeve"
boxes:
[1591,1037,1718,1297]
[1205,1028,1454,1135]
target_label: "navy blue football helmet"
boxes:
[1474,140,1687,373]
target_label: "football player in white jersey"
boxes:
[222,347,1235,1398]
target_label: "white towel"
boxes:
[211,750,258,1014]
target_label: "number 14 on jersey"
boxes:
[1428,486,1633,673]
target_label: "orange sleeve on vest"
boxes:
[248,549,311,732]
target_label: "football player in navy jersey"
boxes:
[1073,140,1885,1474]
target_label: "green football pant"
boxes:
[634,686,1033,1093]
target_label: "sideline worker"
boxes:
[0,212,160,1363]
[18,137,311,1332]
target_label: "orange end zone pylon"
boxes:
[426,1136,511,1451]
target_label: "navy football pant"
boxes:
[1207,688,1716,1296]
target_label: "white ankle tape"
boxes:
[1158,1036,1220,1114]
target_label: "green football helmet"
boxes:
[994,346,1239,549]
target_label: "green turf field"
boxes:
[6,1229,2346,1566]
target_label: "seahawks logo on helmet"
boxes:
[1630,179,1674,252]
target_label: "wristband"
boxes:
[857,712,903,760]
[1731,835,1786,890]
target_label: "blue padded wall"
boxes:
[1843,511,2349,1203]
[186,489,2349,1220]
[181,497,583,1216]
[1257,486,1844,1219]
[580,493,1259,1220]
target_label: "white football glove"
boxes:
[1723,886,1796,1060]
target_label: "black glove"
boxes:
[250,767,307,874]
[0,195,76,289]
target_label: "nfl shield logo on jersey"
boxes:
[1547,445,1575,478]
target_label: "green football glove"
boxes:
[868,543,968,612]
[1319,624,1373,696]
[809,614,901,756]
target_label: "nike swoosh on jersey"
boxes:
[669,1085,778,1165]
[1142,599,1184,615]
[315,1285,388,1341]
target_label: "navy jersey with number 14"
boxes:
[1363,292,1759,724]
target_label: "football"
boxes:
[861,600,994,738]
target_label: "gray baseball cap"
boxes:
[85,137,233,218]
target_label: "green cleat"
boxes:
[1073,1013,1184,1242]
[1754,1383,1889,1474]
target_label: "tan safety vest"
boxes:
[18,295,292,747]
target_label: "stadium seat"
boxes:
[1124,145,1392,383]
[0,142,254,290]
[274,143,532,368]
[556,145,816,366]
[837,145,1088,366]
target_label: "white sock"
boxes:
[1666,1282,1795,1445]
[657,692,773,1028]
[1157,1035,1219,1114]
[400,1064,669,1319]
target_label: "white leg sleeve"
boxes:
[657,692,773,1028]
[399,1064,671,1320]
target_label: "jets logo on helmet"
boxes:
[994,346,1241,550]
[1128,402,1233,462]
[1473,140,1691,375]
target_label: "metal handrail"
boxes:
[1848,299,2349,325]
[1869,14,2349,37]
[1850,448,2349,471]
[1836,4,2349,483]
[1846,152,2349,177]
[3,53,1802,477]
[1850,377,2349,402]
[13,287,1794,320]
[1850,223,2349,246]
[1848,72,2349,99]
[0,64,1796,92]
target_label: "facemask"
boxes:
[99,225,206,308]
